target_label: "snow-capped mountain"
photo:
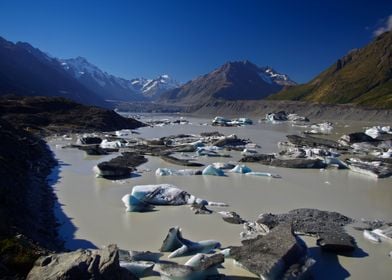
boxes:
[130,75,180,98]
[59,57,145,101]
[259,66,296,86]
[60,57,179,100]
[159,60,296,104]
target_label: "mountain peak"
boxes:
[160,61,295,104]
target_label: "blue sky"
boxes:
[0,0,391,83]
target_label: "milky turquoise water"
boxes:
[48,116,392,279]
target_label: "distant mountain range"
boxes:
[0,36,179,107]
[159,60,295,104]
[1,32,391,110]
[0,37,107,107]
[270,31,392,109]
[59,57,179,101]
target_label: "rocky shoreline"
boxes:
[115,100,392,122]
[0,119,61,279]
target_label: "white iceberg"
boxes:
[121,184,227,212]
[100,139,123,149]
[155,168,201,176]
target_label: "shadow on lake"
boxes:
[49,160,97,250]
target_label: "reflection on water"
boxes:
[48,115,392,279]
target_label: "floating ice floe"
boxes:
[212,162,235,170]
[371,226,392,243]
[264,111,308,123]
[304,122,333,135]
[121,184,227,212]
[229,164,252,174]
[202,165,225,176]
[365,126,392,139]
[241,148,258,156]
[115,129,134,138]
[212,116,253,126]
[155,168,201,176]
[245,172,281,178]
[99,139,123,149]
[363,230,381,243]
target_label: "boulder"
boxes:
[230,223,312,279]
[27,245,137,280]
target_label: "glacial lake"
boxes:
[48,115,392,279]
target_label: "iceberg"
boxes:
[155,168,201,176]
[229,164,252,174]
[121,184,227,212]
[202,165,225,176]
[245,172,281,178]
[160,227,221,258]
[99,139,123,149]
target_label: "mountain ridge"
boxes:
[269,31,392,109]
[159,60,295,104]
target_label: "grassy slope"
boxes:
[270,31,392,109]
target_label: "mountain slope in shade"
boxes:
[159,60,295,104]
[270,31,392,109]
[0,37,108,107]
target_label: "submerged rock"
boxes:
[160,227,221,258]
[230,223,313,279]
[218,211,246,224]
[190,203,213,214]
[27,244,137,280]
